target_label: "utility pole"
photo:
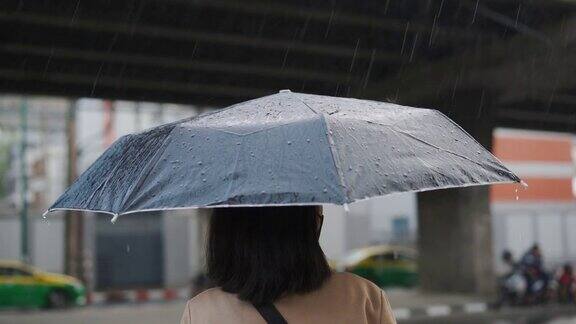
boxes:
[103,100,115,146]
[64,99,84,282]
[134,102,142,131]
[19,97,29,264]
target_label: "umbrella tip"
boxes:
[279,89,292,93]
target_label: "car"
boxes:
[0,260,86,309]
[336,245,418,288]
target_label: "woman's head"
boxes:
[206,206,330,305]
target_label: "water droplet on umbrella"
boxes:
[287,141,292,145]
[202,178,207,182]
[323,188,328,193]
[198,161,203,165]
[314,176,319,180]
[306,139,311,143]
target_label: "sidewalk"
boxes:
[386,288,490,320]
[86,286,491,320]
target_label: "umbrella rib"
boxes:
[323,117,349,203]
[366,119,486,168]
[393,128,484,167]
[297,98,321,116]
[202,124,293,136]
[83,135,133,213]
[296,97,349,203]
[223,138,243,203]
[434,111,520,182]
[117,126,177,213]
[394,127,520,183]
[390,127,448,185]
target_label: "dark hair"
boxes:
[206,206,331,305]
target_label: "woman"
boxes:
[181,206,396,324]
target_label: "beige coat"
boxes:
[180,272,396,324]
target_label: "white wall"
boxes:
[31,216,65,273]
[0,218,20,261]
[0,217,64,273]
[493,204,576,273]
[320,204,347,260]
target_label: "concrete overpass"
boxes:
[2,0,576,295]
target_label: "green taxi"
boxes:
[0,260,86,308]
[337,245,418,288]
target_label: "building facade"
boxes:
[491,129,576,272]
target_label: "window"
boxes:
[12,268,32,276]
[0,267,32,276]
[371,252,397,262]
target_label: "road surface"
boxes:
[1,301,575,324]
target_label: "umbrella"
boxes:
[45,90,521,221]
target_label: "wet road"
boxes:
[0,301,185,324]
[401,305,576,324]
[0,302,575,324]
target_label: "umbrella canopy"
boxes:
[46,90,520,220]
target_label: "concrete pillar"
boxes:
[417,112,496,295]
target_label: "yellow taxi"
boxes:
[335,245,418,288]
[0,260,86,308]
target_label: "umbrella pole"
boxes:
[19,97,29,264]
[64,99,85,284]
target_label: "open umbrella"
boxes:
[45,90,520,221]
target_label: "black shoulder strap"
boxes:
[252,303,288,324]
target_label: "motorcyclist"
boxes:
[556,263,575,303]
[520,244,550,304]
[496,250,525,307]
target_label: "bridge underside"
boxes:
[2,0,576,131]
[2,0,576,294]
